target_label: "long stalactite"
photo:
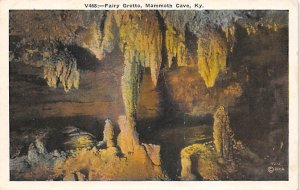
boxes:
[165,25,187,67]
[101,11,163,152]
[197,33,228,88]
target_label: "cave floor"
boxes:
[10,115,288,181]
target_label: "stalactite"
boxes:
[101,12,118,54]
[43,49,80,92]
[102,11,162,86]
[165,25,187,67]
[222,25,236,52]
[197,34,227,88]
[80,22,104,60]
[243,23,258,35]
[101,12,163,150]
[240,21,283,36]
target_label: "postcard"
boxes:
[0,0,298,189]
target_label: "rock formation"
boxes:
[180,147,197,180]
[102,11,162,86]
[213,106,234,160]
[197,34,227,88]
[10,138,66,180]
[9,11,105,45]
[142,143,161,166]
[117,115,139,154]
[44,48,80,92]
[62,126,97,150]
[180,143,222,180]
[102,119,115,148]
[9,10,288,119]
[56,145,166,181]
[165,25,187,67]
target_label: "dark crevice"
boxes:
[99,11,108,34]
[67,45,101,71]
[155,10,176,118]
[185,24,198,63]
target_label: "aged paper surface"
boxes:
[0,0,298,189]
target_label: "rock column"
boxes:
[213,106,234,160]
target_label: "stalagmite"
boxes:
[74,171,87,181]
[180,153,196,180]
[213,106,234,160]
[102,119,115,148]
[27,143,40,166]
[117,115,139,154]
[35,138,47,154]
[142,143,161,166]
[180,144,206,180]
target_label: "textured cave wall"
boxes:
[162,22,288,117]
[9,11,107,94]
[9,10,288,127]
[9,46,126,120]
[228,24,289,159]
[9,10,105,49]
